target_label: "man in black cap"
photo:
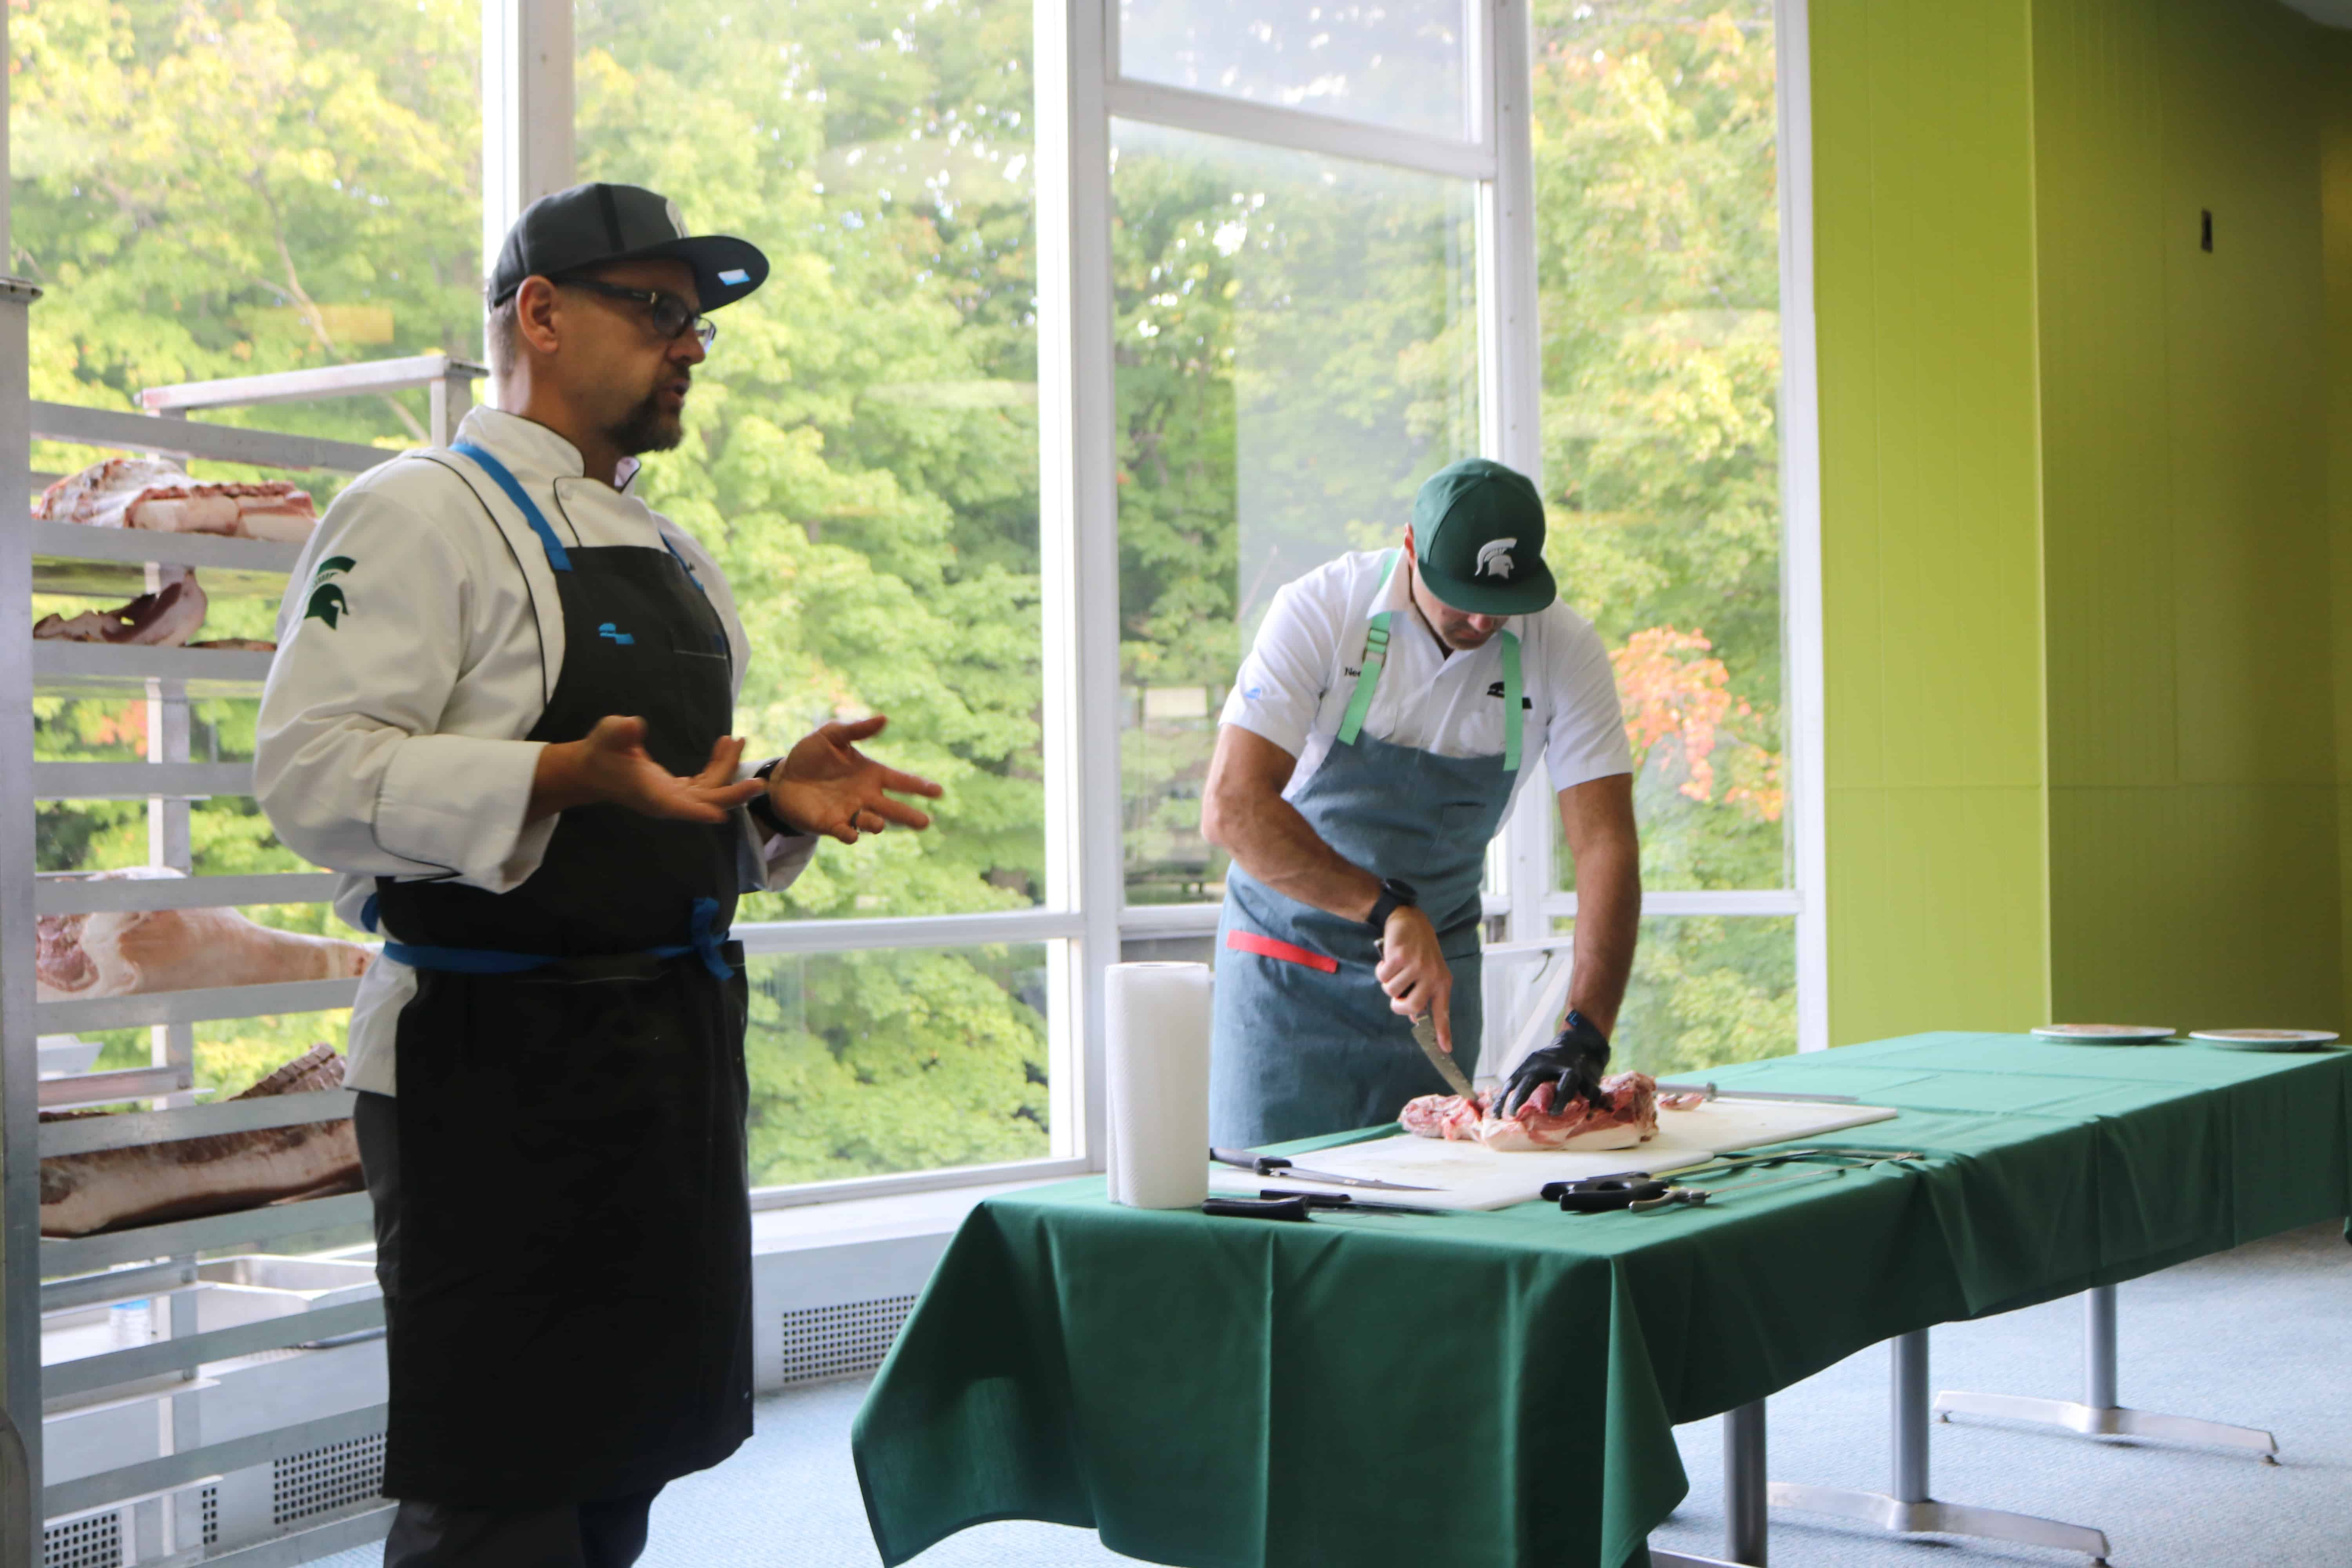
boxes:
[256,182,942,1566]
[1200,457,1641,1147]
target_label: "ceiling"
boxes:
[2278,0,2352,27]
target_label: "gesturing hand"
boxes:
[530,717,767,824]
[766,715,944,844]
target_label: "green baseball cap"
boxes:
[1411,458,1556,616]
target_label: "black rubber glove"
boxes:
[1498,1010,1612,1118]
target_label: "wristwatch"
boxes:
[746,758,807,838]
[1364,877,1418,933]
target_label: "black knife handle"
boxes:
[1539,1172,1652,1201]
[1211,1147,1287,1175]
[1204,1196,1312,1221]
[1555,1178,1673,1213]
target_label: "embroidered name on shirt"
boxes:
[599,622,635,645]
[1485,680,1533,710]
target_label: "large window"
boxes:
[1118,0,1475,138]
[1103,0,1808,1077]
[1531,0,1798,1066]
[576,0,1058,1185]
[1113,123,1480,904]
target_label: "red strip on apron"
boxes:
[1226,928,1341,974]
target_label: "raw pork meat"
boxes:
[37,869,372,1002]
[1400,1071,1661,1152]
[33,565,208,646]
[37,456,316,543]
[39,1044,362,1238]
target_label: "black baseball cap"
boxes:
[488,182,769,311]
[1412,458,1557,616]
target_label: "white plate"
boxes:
[2032,1024,2176,1044]
[2188,1028,2341,1052]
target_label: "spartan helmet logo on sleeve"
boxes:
[304,555,356,628]
[1475,538,1518,579]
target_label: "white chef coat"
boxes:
[1219,548,1632,812]
[254,406,815,1096]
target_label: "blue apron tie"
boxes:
[370,896,734,980]
[644,898,736,980]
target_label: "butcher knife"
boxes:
[1412,1013,1479,1102]
[1209,1148,1439,1193]
[1654,1080,1860,1106]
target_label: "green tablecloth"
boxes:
[853,1033,2352,1568]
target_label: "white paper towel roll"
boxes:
[1104,961,1213,1209]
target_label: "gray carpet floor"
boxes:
[316,1220,2352,1566]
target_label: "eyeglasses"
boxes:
[555,276,717,350]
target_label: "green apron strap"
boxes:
[1499,629,1524,773]
[1336,550,1401,747]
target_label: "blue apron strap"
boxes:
[1336,550,1401,748]
[659,533,708,594]
[450,441,573,572]
[385,899,735,980]
[1498,629,1524,773]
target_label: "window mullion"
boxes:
[1036,0,1122,1165]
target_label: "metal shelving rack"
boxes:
[0,312,483,1565]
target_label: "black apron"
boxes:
[367,441,754,1507]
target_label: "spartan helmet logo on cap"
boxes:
[1475,538,1518,579]
[664,198,688,238]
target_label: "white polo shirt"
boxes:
[1219,549,1632,810]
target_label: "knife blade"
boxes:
[1209,1147,1440,1192]
[1654,1080,1861,1106]
[1412,1013,1478,1101]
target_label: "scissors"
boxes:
[1552,1151,1924,1214]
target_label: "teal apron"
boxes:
[1209,549,1524,1146]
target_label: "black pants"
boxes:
[357,1092,665,1568]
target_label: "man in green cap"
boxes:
[1200,457,1641,1144]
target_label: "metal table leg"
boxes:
[1769,1331,2112,1562]
[1934,1284,2278,1459]
[1650,1400,1769,1568]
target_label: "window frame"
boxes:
[478,0,1828,1210]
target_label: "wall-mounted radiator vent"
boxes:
[201,1483,220,1546]
[43,1512,120,1568]
[274,1430,387,1525]
[781,1294,917,1386]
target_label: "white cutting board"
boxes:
[1210,1099,1902,1211]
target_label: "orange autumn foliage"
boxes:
[1611,626,1782,824]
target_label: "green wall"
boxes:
[1812,0,2052,1042]
[2328,30,2352,1028]
[2037,0,2341,1030]
[1814,0,2351,1042]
